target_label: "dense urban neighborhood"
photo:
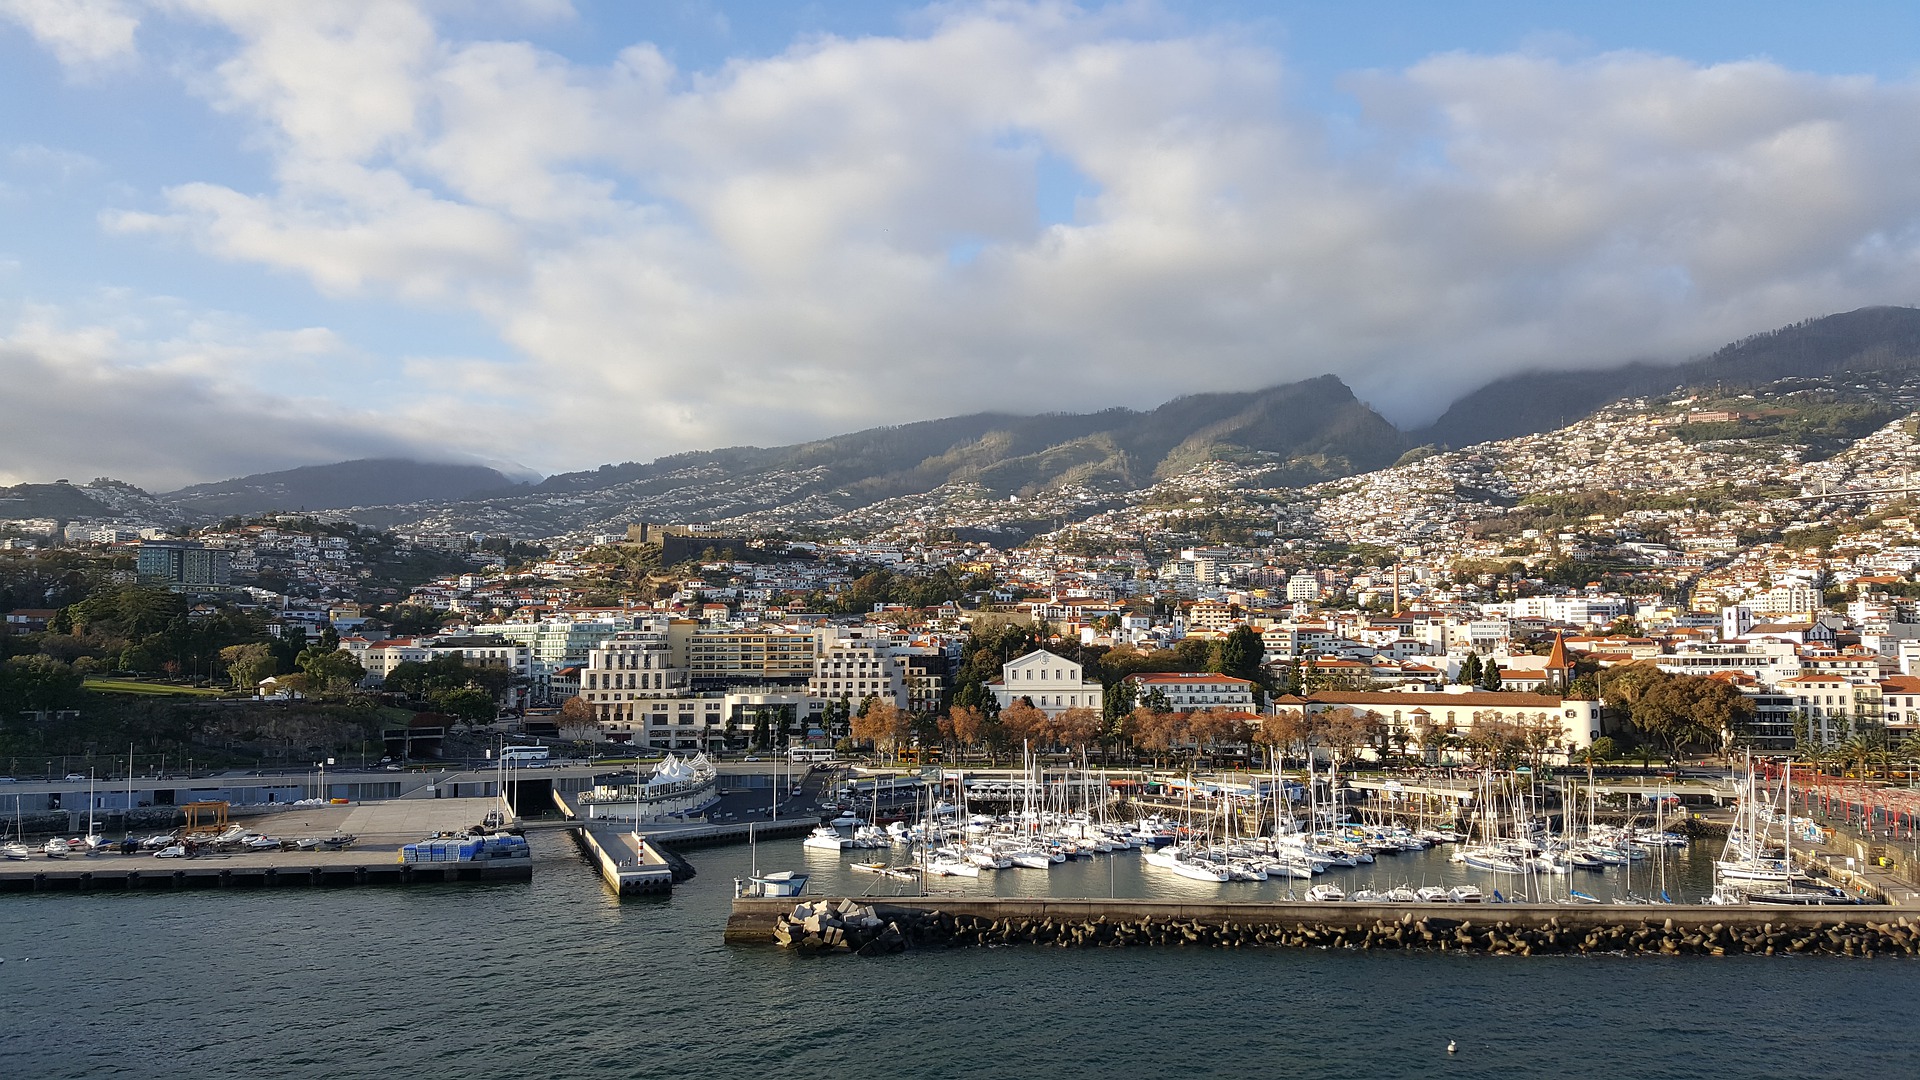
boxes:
[10,351,1920,778]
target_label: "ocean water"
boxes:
[3,836,1915,1080]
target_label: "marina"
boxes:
[9,822,1917,1080]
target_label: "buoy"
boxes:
[1447,1040,1457,1054]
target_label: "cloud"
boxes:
[0,0,137,69]
[48,3,1920,478]
[0,302,484,490]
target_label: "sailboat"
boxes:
[735,824,811,898]
[1,795,29,860]
[1710,760,1859,906]
[79,771,105,853]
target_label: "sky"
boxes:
[7,1,1920,490]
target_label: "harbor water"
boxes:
[3,834,1915,1079]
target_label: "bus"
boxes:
[788,747,836,763]
[501,745,549,767]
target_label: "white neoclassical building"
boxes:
[987,649,1105,716]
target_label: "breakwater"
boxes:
[731,897,1916,957]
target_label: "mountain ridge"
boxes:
[11,305,1920,537]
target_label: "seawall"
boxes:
[727,897,1916,957]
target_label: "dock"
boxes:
[0,798,529,893]
[573,824,676,895]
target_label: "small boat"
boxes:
[850,862,917,881]
[43,838,71,859]
[1447,885,1485,903]
[734,870,810,898]
[319,834,358,850]
[1386,885,1419,903]
[0,840,29,861]
[1347,888,1384,902]
[1415,886,1450,903]
[294,837,323,851]
[1305,883,1345,902]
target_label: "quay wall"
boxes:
[0,860,529,893]
[728,897,1916,957]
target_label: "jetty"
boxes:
[727,896,1918,957]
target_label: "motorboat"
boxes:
[965,845,1011,869]
[802,826,852,852]
[1305,883,1345,902]
[1447,885,1485,903]
[1386,885,1419,903]
[927,850,982,877]
[1000,846,1057,870]
[1141,846,1231,882]
[1457,848,1525,874]
[0,840,30,860]
[1415,886,1450,903]
[43,838,71,858]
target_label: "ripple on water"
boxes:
[0,837,1910,1079]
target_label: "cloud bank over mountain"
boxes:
[8,2,1920,484]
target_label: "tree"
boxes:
[560,694,596,726]
[851,698,908,758]
[1000,699,1049,749]
[0,654,84,713]
[947,704,986,757]
[1210,625,1265,685]
[1598,662,1753,758]
[1122,706,1183,767]
[295,647,365,701]
[1458,652,1482,687]
[435,686,496,723]
[1479,659,1503,691]
[219,642,277,691]
[1055,706,1103,754]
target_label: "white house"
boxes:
[987,649,1104,716]
[1123,671,1257,712]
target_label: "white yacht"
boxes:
[927,850,983,877]
[42,837,71,858]
[1141,846,1231,882]
[802,826,852,852]
[1305,883,1345,902]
